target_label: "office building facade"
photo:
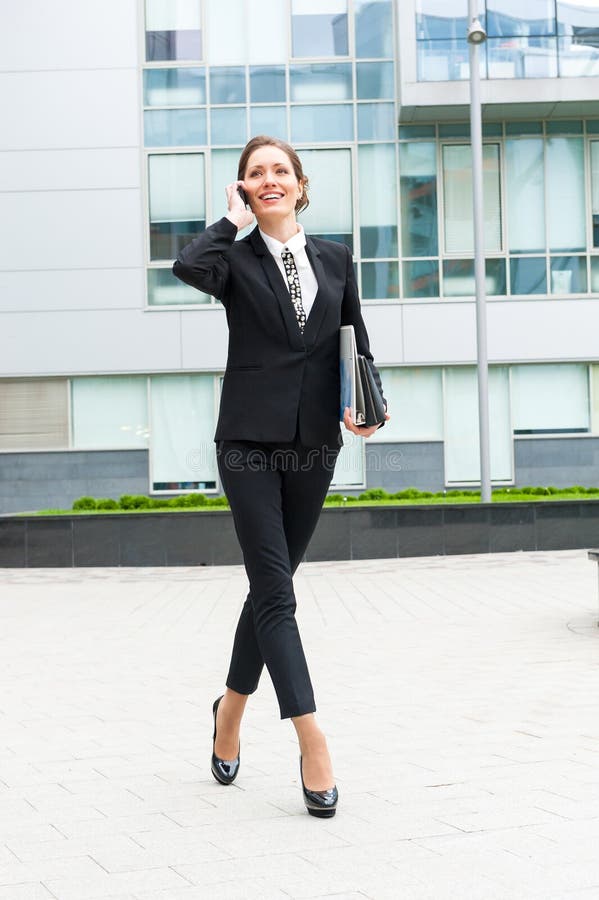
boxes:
[1,0,599,513]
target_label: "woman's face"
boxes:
[242,145,303,221]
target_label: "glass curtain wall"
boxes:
[143,0,396,307]
[399,121,599,300]
[416,0,599,80]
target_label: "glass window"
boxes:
[299,149,353,246]
[290,63,352,101]
[403,260,440,298]
[439,123,470,138]
[145,0,202,62]
[148,268,211,306]
[358,144,398,258]
[144,109,207,147]
[557,1,599,46]
[558,38,599,77]
[442,259,506,296]
[416,0,471,40]
[545,119,583,135]
[250,66,286,102]
[549,256,587,294]
[505,121,543,135]
[511,364,589,433]
[0,379,68,450]
[356,62,394,99]
[361,261,399,299]
[148,154,205,261]
[399,142,438,257]
[591,142,599,248]
[591,257,599,293]
[150,375,217,491]
[250,107,287,141]
[505,139,545,252]
[486,0,555,37]
[290,104,353,143]
[212,149,244,224]
[143,68,206,107]
[546,137,585,252]
[291,0,349,58]
[355,0,394,58]
[510,257,547,294]
[357,103,395,141]
[376,368,443,440]
[210,107,247,145]
[442,143,502,254]
[399,125,435,139]
[330,430,365,488]
[72,378,148,449]
[487,36,558,78]
[209,67,246,104]
[591,364,599,433]
[417,39,474,81]
[444,366,512,483]
[205,0,245,64]
[246,0,288,64]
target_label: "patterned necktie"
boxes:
[281,247,306,333]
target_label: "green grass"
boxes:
[23,485,599,515]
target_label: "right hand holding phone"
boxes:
[225,181,254,230]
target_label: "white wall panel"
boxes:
[0,268,144,313]
[487,300,599,362]
[0,309,181,376]
[0,149,140,192]
[0,0,138,71]
[180,308,230,370]
[359,305,404,367]
[0,70,139,150]
[402,303,477,364]
[0,189,144,270]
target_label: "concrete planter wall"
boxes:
[1,501,599,568]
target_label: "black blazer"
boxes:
[173,217,384,448]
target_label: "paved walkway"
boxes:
[1,550,599,900]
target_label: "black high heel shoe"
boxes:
[300,755,338,818]
[211,695,240,785]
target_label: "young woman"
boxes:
[173,135,388,817]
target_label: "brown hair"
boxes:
[237,135,310,214]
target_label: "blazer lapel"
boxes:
[249,227,305,351]
[302,238,328,347]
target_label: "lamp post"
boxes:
[467,4,491,503]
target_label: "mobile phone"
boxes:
[237,186,249,207]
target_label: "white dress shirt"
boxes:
[258,225,319,319]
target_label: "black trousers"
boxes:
[216,437,339,719]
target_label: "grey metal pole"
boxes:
[467,2,491,503]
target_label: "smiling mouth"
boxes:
[259,193,284,201]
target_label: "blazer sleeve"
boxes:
[340,244,387,415]
[172,217,238,303]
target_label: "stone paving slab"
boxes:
[0,549,598,899]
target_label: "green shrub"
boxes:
[72,496,97,510]
[207,495,229,507]
[183,492,208,507]
[326,494,345,503]
[149,497,171,508]
[119,494,152,509]
[391,488,421,499]
[358,488,390,501]
[96,498,118,510]
[119,494,151,509]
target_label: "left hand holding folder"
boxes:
[343,406,390,438]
